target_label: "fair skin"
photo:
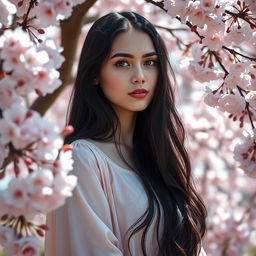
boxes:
[90,27,158,169]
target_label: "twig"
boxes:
[223,46,256,62]
[225,9,256,29]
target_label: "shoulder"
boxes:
[71,139,98,160]
[70,139,104,176]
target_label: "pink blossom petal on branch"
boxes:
[218,94,246,114]
[245,91,256,108]
[0,78,21,110]
[0,0,16,26]
[17,236,41,256]
[224,26,253,45]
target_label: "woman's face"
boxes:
[98,27,158,116]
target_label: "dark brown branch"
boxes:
[211,51,229,78]
[222,46,256,62]
[237,86,255,130]
[225,9,256,28]
[30,0,98,116]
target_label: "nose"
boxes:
[131,65,146,85]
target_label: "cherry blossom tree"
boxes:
[0,0,256,255]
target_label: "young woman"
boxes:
[45,11,207,256]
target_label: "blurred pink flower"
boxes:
[17,236,41,256]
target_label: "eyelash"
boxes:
[114,59,158,67]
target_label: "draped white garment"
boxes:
[45,139,207,256]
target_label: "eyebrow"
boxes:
[110,52,157,59]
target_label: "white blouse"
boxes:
[45,139,207,256]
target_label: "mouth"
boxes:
[128,88,149,99]
[128,88,149,95]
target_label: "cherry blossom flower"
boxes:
[17,236,41,256]
[218,94,246,114]
[200,0,217,12]
[0,78,21,109]
[3,178,29,209]
[234,133,256,178]
[245,91,256,108]
[36,2,59,27]
[189,60,223,82]
[0,0,16,26]
[187,1,207,28]
[33,67,62,96]
[163,0,189,21]
[37,40,65,69]
[224,26,253,45]
[0,226,15,246]
[201,32,223,50]
[204,87,221,107]
[8,0,30,16]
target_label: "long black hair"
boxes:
[65,11,207,256]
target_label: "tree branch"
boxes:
[30,0,98,116]
[222,46,256,62]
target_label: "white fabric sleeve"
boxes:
[45,141,123,256]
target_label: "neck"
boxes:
[114,108,136,148]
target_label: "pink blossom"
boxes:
[201,32,223,50]
[55,0,73,20]
[200,0,217,12]
[17,236,41,256]
[189,60,223,82]
[23,48,49,71]
[0,226,15,246]
[8,0,30,16]
[33,68,61,96]
[36,2,59,27]
[53,172,77,197]
[53,150,74,173]
[224,26,252,45]
[26,169,54,195]
[224,62,252,90]
[37,40,65,69]
[9,71,37,96]
[163,0,189,21]
[187,1,206,28]
[0,28,32,55]
[218,94,246,114]
[204,88,221,107]
[3,178,29,209]
[0,78,21,109]
[234,134,256,178]
[4,239,20,256]
[0,103,32,148]
[0,0,16,26]
[245,91,256,108]
[204,14,225,33]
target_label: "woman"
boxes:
[45,11,207,256]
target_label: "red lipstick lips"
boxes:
[128,88,149,99]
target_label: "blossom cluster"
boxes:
[0,226,41,256]
[0,0,82,254]
[0,0,85,28]
[0,28,65,109]
[161,0,256,177]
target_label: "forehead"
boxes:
[110,28,156,55]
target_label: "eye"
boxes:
[144,59,158,66]
[114,60,130,67]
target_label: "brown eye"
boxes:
[145,60,158,66]
[114,60,130,67]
